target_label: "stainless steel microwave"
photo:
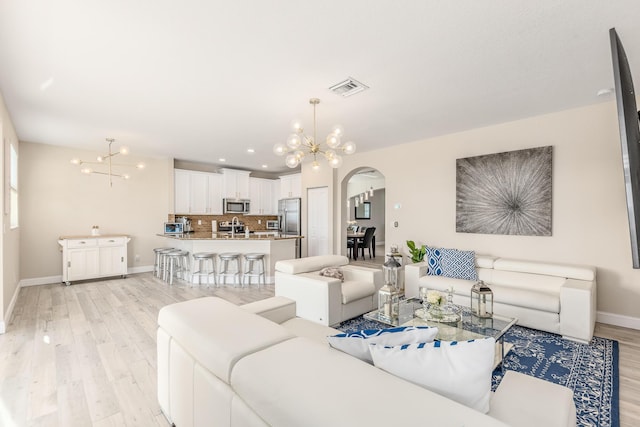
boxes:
[223,198,250,214]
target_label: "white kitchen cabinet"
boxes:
[174,169,191,214]
[190,172,209,214]
[67,246,99,282]
[222,168,250,199]
[59,236,130,285]
[279,173,302,199]
[174,169,224,214]
[249,178,276,215]
[207,173,223,214]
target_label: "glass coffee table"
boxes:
[364,298,518,369]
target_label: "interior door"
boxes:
[307,187,329,256]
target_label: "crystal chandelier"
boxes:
[273,98,356,170]
[70,138,145,187]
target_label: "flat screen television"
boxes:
[610,28,640,268]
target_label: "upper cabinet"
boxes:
[279,173,302,199]
[221,168,250,199]
[207,173,223,214]
[174,169,192,214]
[175,167,286,216]
[189,172,209,214]
[249,178,277,215]
[174,169,223,214]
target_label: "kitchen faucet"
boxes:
[231,216,239,238]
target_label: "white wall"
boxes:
[19,142,172,282]
[330,100,640,325]
[1,91,20,331]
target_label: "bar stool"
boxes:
[164,250,190,285]
[242,253,266,287]
[218,252,241,286]
[191,252,217,287]
[153,247,174,278]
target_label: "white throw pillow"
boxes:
[370,337,495,413]
[327,326,439,364]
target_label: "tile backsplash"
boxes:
[168,214,278,233]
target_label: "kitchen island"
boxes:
[159,232,302,284]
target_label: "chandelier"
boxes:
[273,98,356,170]
[347,186,375,208]
[70,138,145,187]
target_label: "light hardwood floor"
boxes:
[0,273,638,426]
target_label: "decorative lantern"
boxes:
[378,256,401,322]
[470,280,493,318]
[378,283,400,323]
[383,255,401,290]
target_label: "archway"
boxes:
[340,167,386,265]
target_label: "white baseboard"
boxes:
[18,266,154,288]
[20,275,62,287]
[597,310,640,330]
[1,281,22,333]
[128,265,154,274]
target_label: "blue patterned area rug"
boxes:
[338,317,619,427]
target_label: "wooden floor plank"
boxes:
[56,380,92,427]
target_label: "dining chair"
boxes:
[347,238,355,258]
[357,227,376,259]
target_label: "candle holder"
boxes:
[471,280,493,318]
[377,284,400,323]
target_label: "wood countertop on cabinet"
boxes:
[58,234,130,240]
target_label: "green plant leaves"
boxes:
[406,240,426,263]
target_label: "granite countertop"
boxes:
[59,234,129,240]
[159,232,303,241]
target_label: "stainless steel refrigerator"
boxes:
[278,198,301,258]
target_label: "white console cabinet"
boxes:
[58,235,130,285]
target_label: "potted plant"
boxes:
[406,240,426,263]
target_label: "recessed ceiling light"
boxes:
[262,164,268,168]
[219,158,226,162]
[247,148,255,153]
[597,88,614,97]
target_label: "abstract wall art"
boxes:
[456,146,553,236]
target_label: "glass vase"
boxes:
[428,304,444,320]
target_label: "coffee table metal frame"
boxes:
[363,298,518,369]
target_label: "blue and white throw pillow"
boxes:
[370,337,495,413]
[425,246,443,276]
[327,326,438,364]
[441,249,478,281]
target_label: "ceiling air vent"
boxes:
[329,77,369,97]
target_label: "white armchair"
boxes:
[274,255,383,326]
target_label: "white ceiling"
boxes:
[1,1,639,173]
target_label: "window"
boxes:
[10,143,18,228]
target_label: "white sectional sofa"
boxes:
[274,255,383,326]
[157,296,577,427]
[405,255,597,343]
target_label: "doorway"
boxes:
[307,186,329,256]
[344,168,385,266]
